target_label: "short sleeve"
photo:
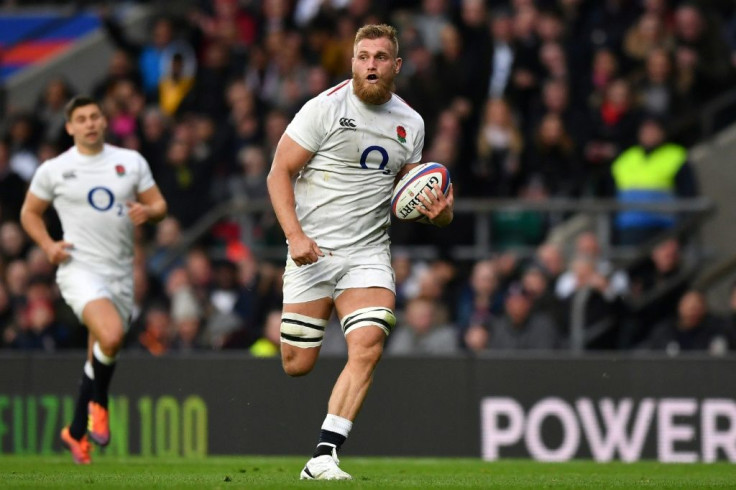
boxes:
[408,119,425,164]
[28,162,54,201]
[285,97,327,153]
[136,153,156,193]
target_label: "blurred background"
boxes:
[1,0,736,359]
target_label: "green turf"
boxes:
[1,456,735,489]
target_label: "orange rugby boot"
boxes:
[87,401,110,446]
[60,426,92,464]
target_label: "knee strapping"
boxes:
[280,313,327,348]
[341,307,396,336]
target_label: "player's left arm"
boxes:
[417,181,454,227]
[128,185,167,225]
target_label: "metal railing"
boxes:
[150,196,716,276]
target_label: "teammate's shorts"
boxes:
[56,262,134,330]
[282,245,395,303]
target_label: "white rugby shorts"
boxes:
[56,262,134,330]
[282,245,395,303]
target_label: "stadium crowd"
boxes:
[2,0,736,356]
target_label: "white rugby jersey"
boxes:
[29,144,156,276]
[285,79,425,249]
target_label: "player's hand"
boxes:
[416,183,454,227]
[289,232,324,267]
[126,201,150,225]
[44,240,73,265]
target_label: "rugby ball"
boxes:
[391,162,451,221]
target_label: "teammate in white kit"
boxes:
[20,96,167,464]
[267,24,454,480]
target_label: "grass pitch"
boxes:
[1,456,735,489]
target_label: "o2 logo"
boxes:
[88,186,124,216]
[360,145,391,175]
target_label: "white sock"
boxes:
[93,342,117,365]
[84,360,95,379]
[322,414,353,438]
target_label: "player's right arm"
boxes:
[267,133,324,266]
[20,191,73,265]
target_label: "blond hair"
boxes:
[354,24,399,58]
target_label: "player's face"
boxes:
[66,104,107,154]
[352,37,402,105]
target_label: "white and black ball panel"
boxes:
[391,162,451,221]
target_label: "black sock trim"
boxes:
[313,429,346,457]
[69,372,94,440]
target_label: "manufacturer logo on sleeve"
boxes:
[338,117,357,131]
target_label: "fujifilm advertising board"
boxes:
[1,354,734,461]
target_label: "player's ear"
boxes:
[65,121,73,136]
[394,57,402,74]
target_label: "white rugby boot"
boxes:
[300,446,352,480]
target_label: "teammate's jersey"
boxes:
[29,144,156,276]
[285,79,425,250]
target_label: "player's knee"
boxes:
[96,326,124,356]
[282,357,313,377]
[281,348,317,377]
[350,340,384,369]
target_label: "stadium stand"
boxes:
[1,0,736,356]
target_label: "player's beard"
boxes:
[353,72,395,105]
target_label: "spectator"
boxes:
[139,107,171,176]
[35,77,73,148]
[584,78,640,195]
[10,298,70,351]
[556,231,629,300]
[464,283,559,352]
[147,217,184,285]
[103,14,194,98]
[184,41,236,119]
[456,259,502,337]
[227,146,269,201]
[158,51,197,117]
[643,290,729,355]
[387,298,458,355]
[136,305,172,356]
[92,49,143,101]
[0,283,13,347]
[156,138,210,228]
[471,98,524,197]
[0,141,26,223]
[623,13,674,64]
[520,264,561,323]
[557,254,619,350]
[524,113,580,197]
[633,48,682,119]
[412,0,451,55]
[623,238,691,347]
[249,310,282,357]
[534,242,566,284]
[608,116,697,245]
[673,4,734,99]
[0,222,29,262]
[490,178,549,250]
[6,114,40,182]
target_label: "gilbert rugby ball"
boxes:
[391,162,451,221]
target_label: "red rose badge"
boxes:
[396,125,406,143]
